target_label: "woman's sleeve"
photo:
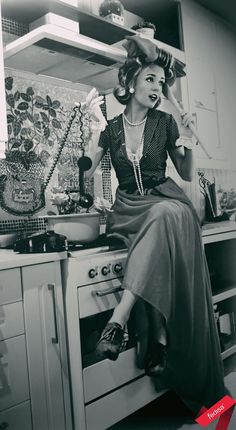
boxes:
[97,122,110,154]
[166,114,181,150]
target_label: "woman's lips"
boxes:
[149,94,158,101]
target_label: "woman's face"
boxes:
[132,64,165,109]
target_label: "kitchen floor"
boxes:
[109,355,236,430]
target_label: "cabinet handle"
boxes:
[48,284,58,344]
[95,285,124,297]
[195,99,205,108]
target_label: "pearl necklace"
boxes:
[123,112,147,127]
[122,116,146,196]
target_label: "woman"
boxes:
[84,35,226,415]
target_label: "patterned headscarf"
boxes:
[122,35,186,86]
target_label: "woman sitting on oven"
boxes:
[82,35,226,416]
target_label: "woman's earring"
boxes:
[129,87,135,94]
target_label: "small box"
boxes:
[30,13,80,33]
[103,13,124,26]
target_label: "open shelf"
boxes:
[1,0,136,44]
[213,286,236,304]
[222,344,236,360]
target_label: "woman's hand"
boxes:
[77,87,107,131]
[93,197,113,214]
[181,110,195,128]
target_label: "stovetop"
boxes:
[68,234,127,257]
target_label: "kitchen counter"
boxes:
[0,249,67,270]
[0,221,235,270]
[202,220,236,244]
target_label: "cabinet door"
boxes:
[187,57,217,112]
[0,400,32,430]
[22,261,72,430]
[193,108,225,162]
[0,335,29,411]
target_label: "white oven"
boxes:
[61,248,167,430]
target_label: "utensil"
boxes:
[163,84,212,159]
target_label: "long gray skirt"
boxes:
[106,177,226,414]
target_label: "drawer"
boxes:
[85,375,167,430]
[0,302,25,341]
[0,400,32,430]
[78,278,123,318]
[0,335,30,411]
[83,347,144,403]
[0,269,22,305]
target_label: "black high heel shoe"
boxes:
[96,322,126,361]
[145,342,167,377]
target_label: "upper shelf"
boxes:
[3,8,185,92]
[2,0,185,91]
[2,0,136,44]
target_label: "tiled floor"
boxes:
[109,355,236,430]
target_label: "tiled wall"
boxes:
[0,66,114,231]
[2,16,28,36]
[1,17,114,231]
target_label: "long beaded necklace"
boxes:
[122,113,147,196]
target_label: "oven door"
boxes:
[78,278,147,403]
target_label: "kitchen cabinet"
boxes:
[22,261,72,430]
[212,19,236,171]
[0,256,72,430]
[181,0,236,167]
[203,223,236,360]
[193,108,224,162]
[181,0,221,164]
[0,267,32,429]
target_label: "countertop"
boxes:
[0,221,236,270]
[0,249,67,270]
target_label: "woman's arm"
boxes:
[167,111,195,182]
[85,130,105,178]
[168,143,194,182]
[78,88,107,178]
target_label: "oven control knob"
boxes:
[113,263,122,274]
[88,268,97,278]
[101,266,110,276]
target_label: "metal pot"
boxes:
[45,212,100,243]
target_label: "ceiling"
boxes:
[1,0,235,30]
[121,0,236,30]
[195,0,236,29]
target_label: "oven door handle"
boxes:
[95,285,124,297]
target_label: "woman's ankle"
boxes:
[109,308,130,328]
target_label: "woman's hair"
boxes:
[113,55,175,106]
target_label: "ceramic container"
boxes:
[45,212,100,242]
